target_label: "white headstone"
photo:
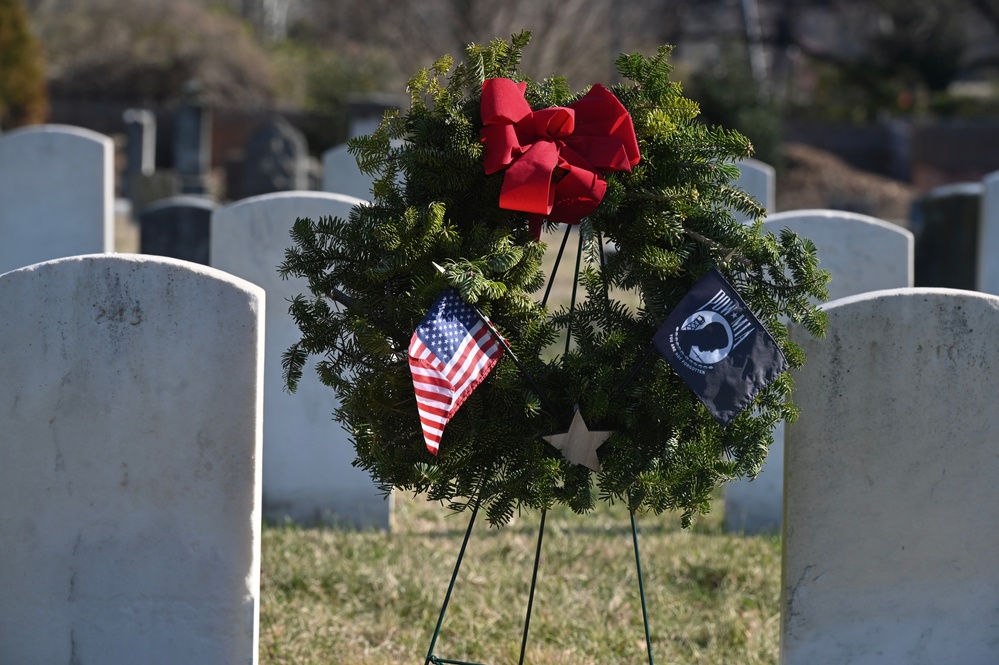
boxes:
[0,125,114,274]
[211,191,392,529]
[733,158,775,223]
[123,109,156,177]
[724,209,914,533]
[321,143,375,200]
[977,170,999,294]
[0,254,264,664]
[765,209,914,301]
[122,109,156,202]
[782,288,999,664]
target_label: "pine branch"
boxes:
[682,229,754,269]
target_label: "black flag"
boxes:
[653,268,788,426]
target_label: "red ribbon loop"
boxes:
[480,78,641,239]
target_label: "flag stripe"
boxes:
[408,289,504,454]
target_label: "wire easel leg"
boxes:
[421,505,658,665]
[564,228,585,356]
[542,225,574,307]
[517,509,548,665]
[631,510,656,665]
[424,501,480,665]
[423,222,657,663]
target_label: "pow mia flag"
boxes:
[653,268,788,426]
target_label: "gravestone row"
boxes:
[1,125,390,530]
[910,173,999,295]
[10,124,999,535]
[732,155,999,303]
[134,118,313,265]
[119,99,318,213]
[5,260,998,662]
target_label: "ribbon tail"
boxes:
[498,140,560,217]
[542,143,607,224]
[528,217,545,241]
[546,165,607,224]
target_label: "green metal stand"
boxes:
[423,499,482,665]
[425,225,656,663]
[422,504,656,665]
[632,509,656,665]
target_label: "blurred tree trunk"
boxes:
[0,0,49,129]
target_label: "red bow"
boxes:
[480,78,641,239]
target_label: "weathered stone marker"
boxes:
[241,116,310,198]
[724,210,914,534]
[0,124,113,274]
[977,170,999,294]
[211,191,391,529]
[766,210,914,301]
[733,158,775,223]
[122,108,157,200]
[0,254,264,664]
[782,288,999,664]
[321,143,377,200]
[913,182,981,290]
[174,83,212,195]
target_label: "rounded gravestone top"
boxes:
[1,252,262,298]
[220,189,367,213]
[0,123,113,147]
[140,195,218,215]
[925,181,983,199]
[766,208,909,230]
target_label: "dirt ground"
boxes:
[775,143,917,227]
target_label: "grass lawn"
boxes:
[260,492,781,665]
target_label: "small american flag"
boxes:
[408,289,504,454]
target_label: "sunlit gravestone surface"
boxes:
[211,191,392,530]
[0,254,264,664]
[0,124,113,274]
[782,288,999,664]
[724,210,913,534]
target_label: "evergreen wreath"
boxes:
[280,32,828,527]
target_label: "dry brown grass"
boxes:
[260,493,781,665]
